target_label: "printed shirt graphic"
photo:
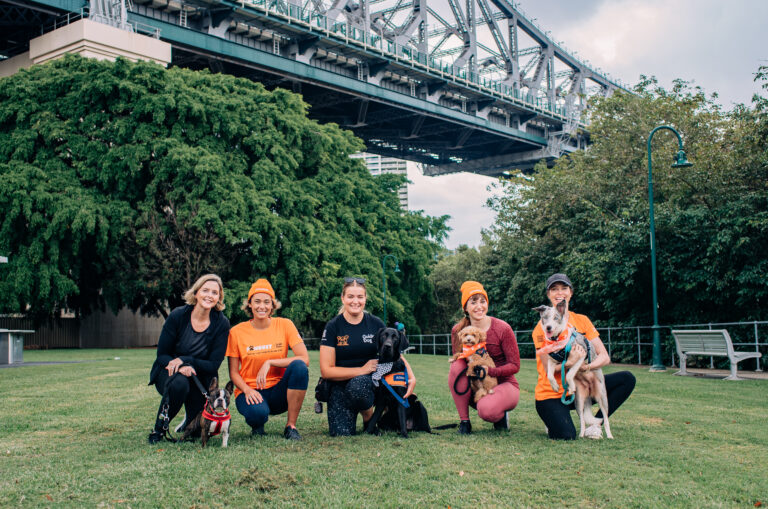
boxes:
[531,311,599,401]
[320,313,383,368]
[226,317,303,397]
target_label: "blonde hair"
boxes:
[338,279,367,315]
[241,295,282,318]
[183,274,226,311]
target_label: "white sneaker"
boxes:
[584,423,603,439]
[174,414,187,433]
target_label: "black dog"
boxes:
[365,327,411,438]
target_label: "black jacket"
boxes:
[148,305,230,386]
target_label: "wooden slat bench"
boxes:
[671,329,761,380]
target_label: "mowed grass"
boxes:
[1,349,766,508]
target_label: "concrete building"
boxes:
[351,152,409,209]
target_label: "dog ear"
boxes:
[532,305,548,314]
[399,330,409,353]
[208,377,219,392]
[225,381,234,395]
[374,327,385,347]
[555,299,566,316]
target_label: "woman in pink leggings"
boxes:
[448,281,520,434]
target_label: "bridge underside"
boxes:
[1,0,615,176]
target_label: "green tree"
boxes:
[0,55,447,333]
[482,74,768,350]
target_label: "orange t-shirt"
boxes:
[226,317,303,397]
[531,311,599,401]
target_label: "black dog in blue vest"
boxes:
[365,326,411,438]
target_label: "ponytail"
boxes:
[452,312,471,352]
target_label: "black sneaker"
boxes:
[458,420,472,435]
[493,412,509,431]
[283,426,302,441]
[251,426,265,436]
[148,430,163,444]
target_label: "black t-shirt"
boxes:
[321,313,384,368]
[175,321,210,359]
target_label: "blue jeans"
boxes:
[235,360,308,430]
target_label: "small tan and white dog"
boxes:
[450,326,498,403]
[533,301,613,439]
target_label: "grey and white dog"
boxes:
[533,300,613,439]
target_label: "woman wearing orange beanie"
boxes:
[226,278,310,440]
[447,281,520,434]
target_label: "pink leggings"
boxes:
[448,358,520,422]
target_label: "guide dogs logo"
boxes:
[337,335,350,346]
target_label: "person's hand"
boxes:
[244,388,263,405]
[579,362,591,373]
[178,365,196,377]
[255,361,271,389]
[404,376,416,398]
[571,344,586,358]
[361,359,378,375]
[473,365,487,379]
[165,358,183,376]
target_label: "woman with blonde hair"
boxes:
[148,274,231,444]
[226,278,309,440]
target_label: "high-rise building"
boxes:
[351,152,408,209]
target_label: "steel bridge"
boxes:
[1,0,626,176]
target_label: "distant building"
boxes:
[351,153,408,209]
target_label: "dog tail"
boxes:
[431,423,459,430]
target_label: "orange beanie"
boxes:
[248,278,276,301]
[460,280,488,308]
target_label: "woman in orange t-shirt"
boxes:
[532,273,635,440]
[227,279,309,440]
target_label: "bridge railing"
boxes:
[233,0,569,119]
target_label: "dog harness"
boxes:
[455,342,487,360]
[381,370,410,408]
[201,403,231,436]
[537,324,592,405]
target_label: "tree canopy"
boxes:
[478,71,768,339]
[0,55,448,334]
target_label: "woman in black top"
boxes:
[319,277,415,436]
[147,274,231,444]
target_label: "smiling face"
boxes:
[195,281,221,311]
[249,293,274,320]
[464,294,488,323]
[341,284,366,318]
[547,282,572,308]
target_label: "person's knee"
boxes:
[236,394,269,427]
[345,376,374,409]
[167,375,190,398]
[284,360,309,390]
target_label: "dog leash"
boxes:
[559,330,591,405]
[157,364,210,442]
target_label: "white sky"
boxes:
[408,0,768,249]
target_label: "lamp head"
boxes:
[394,263,401,273]
[671,150,693,168]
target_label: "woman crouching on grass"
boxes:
[448,281,520,434]
[319,277,416,436]
[148,274,231,444]
[226,279,309,440]
[532,273,636,440]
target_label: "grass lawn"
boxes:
[2,349,766,508]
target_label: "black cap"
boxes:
[545,273,573,291]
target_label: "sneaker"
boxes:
[251,426,265,436]
[458,420,472,435]
[174,414,187,433]
[493,412,509,431]
[584,423,603,439]
[148,430,163,444]
[283,426,302,441]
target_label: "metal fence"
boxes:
[404,320,768,370]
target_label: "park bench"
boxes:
[671,329,761,380]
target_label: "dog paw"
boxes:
[549,382,560,392]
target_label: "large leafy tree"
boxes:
[0,55,447,333]
[480,73,768,343]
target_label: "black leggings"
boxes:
[535,371,636,440]
[326,375,375,436]
[152,370,212,430]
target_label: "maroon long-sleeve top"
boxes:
[451,317,521,388]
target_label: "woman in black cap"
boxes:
[531,273,635,440]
